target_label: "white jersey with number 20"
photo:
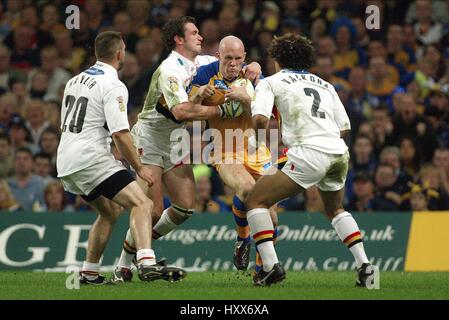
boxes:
[57,61,130,177]
[251,69,351,155]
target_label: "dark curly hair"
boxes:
[161,16,196,52]
[268,33,316,71]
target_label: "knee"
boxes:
[135,197,153,213]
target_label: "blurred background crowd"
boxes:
[1,0,449,214]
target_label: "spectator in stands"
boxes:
[253,1,280,34]
[39,3,64,41]
[379,146,413,193]
[24,99,51,147]
[393,93,438,160]
[369,39,404,86]
[351,16,370,49]
[350,134,377,174]
[425,104,449,148]
[43,180,74,212]
[432,147,449,196]
[34,152,55,185]
[28,69,49,99]
[409,185,430,211]
[0,44,26,93]
[347,171,375,212]
[7,147,45,211]
[8,114,36,154]
[85,0,111,36]
[412,0,443,45]
[418,164,449,210]
[0,133,13,178]
[346,134,377,203]
[52,28,87,75]
[310,16,328,44]
[386,24,416,73]
[38,127,59,172]
[10,78,28,107]
[367,56,397,105]
[371,163,402,211]
[21,5,53,50]
[72,10,96,50]
[314,55,350,89]
[0,178,20,212]
[127,0,151,37]
[217,7,241,41]
[200,18,220,56]
[316,35,336,57]
[406,0,449,26]
[331,17,367,79]
[6,24,40,72]
[188,0,220,26]
[112,11,140,54]
[44,100,61,131]
[135,36,163,73]
[371,106,394,155]
[399,135,423,180]
[28,46,71,102]
[119,52,147,112]
[347,66,380,130]
[423,44,446,82]
[0,92,18,129]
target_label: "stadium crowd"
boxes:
[1,0,449,213]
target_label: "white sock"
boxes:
[153,208,178,239]
[136,249,156,267]
[81,261,100,280]
[117,229,136,269]
[247,208,278,272]
[332,211,369,268]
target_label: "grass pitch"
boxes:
[1,271,449,300]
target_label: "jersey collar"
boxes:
[94,61,118,78]
[281,69,309,74]
[171,50,196,75]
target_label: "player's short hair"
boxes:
[268,33,315,71]
[162,16,196,52]
[94,31,123,60]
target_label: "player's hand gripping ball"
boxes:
[219,78,252,118]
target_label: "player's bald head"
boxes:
[218,36,245,54]
[217,36,246,80]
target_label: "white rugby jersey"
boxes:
[252,69,351,154]
[137,50,216,130]
[57,61,129,177]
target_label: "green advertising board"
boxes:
[0,211,412,271]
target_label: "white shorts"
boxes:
[281,146,349,192]
[131,121,188,172]
[60,155,127,196]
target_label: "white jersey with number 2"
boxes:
[57,61,130,177]
[251,69,350,154]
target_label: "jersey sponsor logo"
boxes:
[84,67,105,75]
[168,76,179,92]
[214,79,228,90]
[116,96,125,112]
